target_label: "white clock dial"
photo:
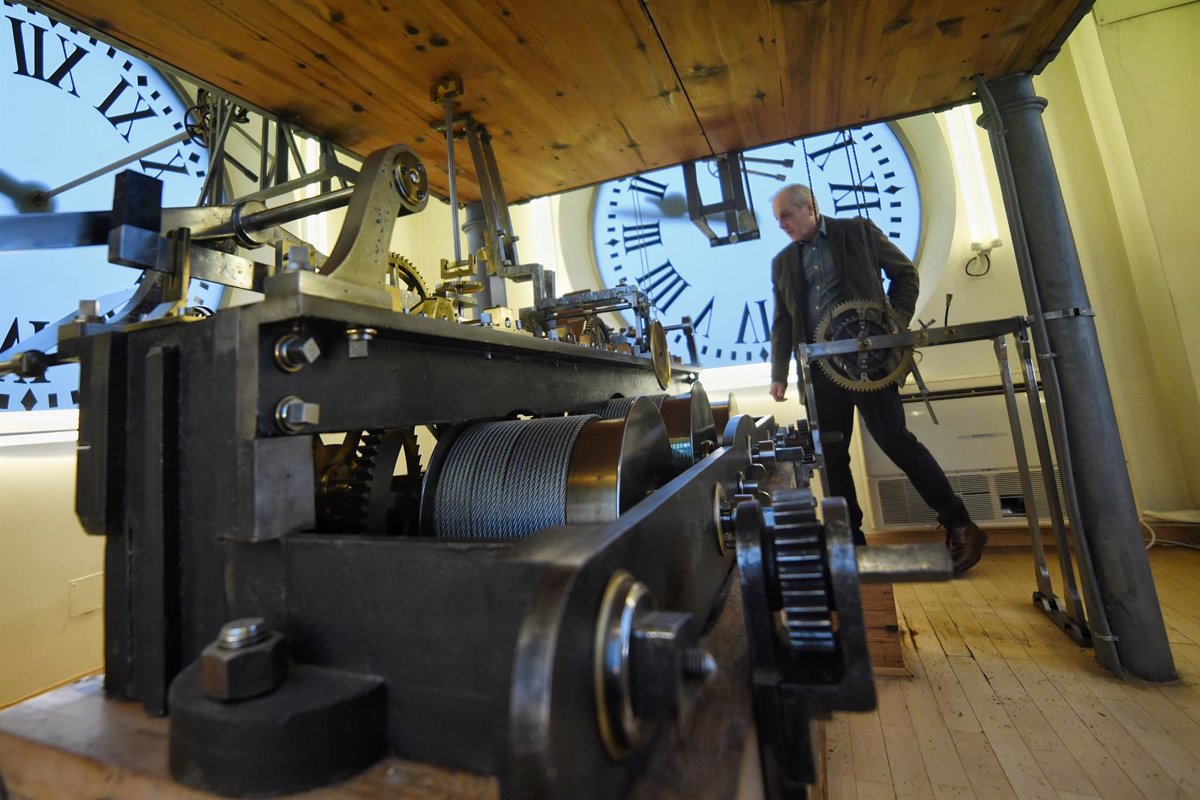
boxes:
[591,123,921,368]
[0,0,219,412]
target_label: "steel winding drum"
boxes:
[420,397,674,539]
[599,383,716,472]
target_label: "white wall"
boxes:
[1091,3,1200,502]
[0,413,103,706]
[1033,13,1194,512]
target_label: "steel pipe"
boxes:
[978,73,1174,682]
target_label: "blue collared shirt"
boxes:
[800,216,840,341]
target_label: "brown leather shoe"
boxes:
[945,522,988,573]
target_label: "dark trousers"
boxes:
[809,368,969,539]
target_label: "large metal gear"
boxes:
[388,252,430,314]
[767,490,835,654]
[313,428,422,534]
[812,299,912,392]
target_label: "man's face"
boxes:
[772,194,818,243]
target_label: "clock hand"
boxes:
[612,192,689,219]
[30,129,194,207]
[0,169,55,213]
[0,287,132,362]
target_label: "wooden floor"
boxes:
[822,546,1200,800]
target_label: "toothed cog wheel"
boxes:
[767,489,836,654]
[388,252,430,313]
[314,428,422,534]
[813,300,912,392]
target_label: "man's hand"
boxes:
[769,382,787,402]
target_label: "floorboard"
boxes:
[822,547,1200,800]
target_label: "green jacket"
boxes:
[769,216,919,385]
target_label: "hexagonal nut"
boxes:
[200,631,288,702]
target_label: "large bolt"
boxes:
[274,334,321,373]
[739,463,768,494]
[284,244,313,271]
[753,439,778,471]
[682,648,718,682]
[77,299,101,321]
[713,482,736,554]
[629,609,697,721]
[346,327,377,359]
[275,396,320,433]
[201,617,288,702]
[219,617,270,649]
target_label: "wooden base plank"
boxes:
[862,583,908,676]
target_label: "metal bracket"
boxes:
[682,152,761,247]
[1038,307,1095,321]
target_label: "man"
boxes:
[767,184,986,572]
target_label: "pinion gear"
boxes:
[388,253,430,309]
[313,428,422,534]
[768,489,836,654]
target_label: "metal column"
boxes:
[464,200,506,310]
[980,73,1174,681]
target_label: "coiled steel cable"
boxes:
[599,394,665,420]
[432,415,597,540]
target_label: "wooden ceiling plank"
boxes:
[770,0,833,141]
[1004,0,1084,75]
[643,0,787,155]
[968,1,1051,82]
[36,0,1087,201]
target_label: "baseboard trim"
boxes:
[866,523,1200,548]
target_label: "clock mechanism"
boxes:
[812,300,914,392]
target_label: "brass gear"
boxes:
[812,300,912,392]
[388,252,430,299]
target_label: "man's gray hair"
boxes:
[772,184,817,212]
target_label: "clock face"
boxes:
[0,1,218,412]
[591,123,921,368]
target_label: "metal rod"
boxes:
[239,187,354,233]
[1014,328,1088,627]
[41,130,192,200]
[284,124,308,177]
[797,353,826,494]
[803,318,1025,358]
[993,335,1054,600]
[274,114,289,185]
[259,117,271,191]
[199,99,235,207]
[856,543,953,583]
[444,95,462,264]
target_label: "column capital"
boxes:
[977,73,1048,130]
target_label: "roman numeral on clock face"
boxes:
[691,296,715,338]
[736,299,771,344]
[95,77,158,141]
[8,16,87,96]
[629,176,668,199]
[622,221,662,254]
[641,260,689,313]
[831,181,883,213]
[140,150,192,178]
[805,132,854,170]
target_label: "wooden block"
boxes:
[861,583,909,676]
